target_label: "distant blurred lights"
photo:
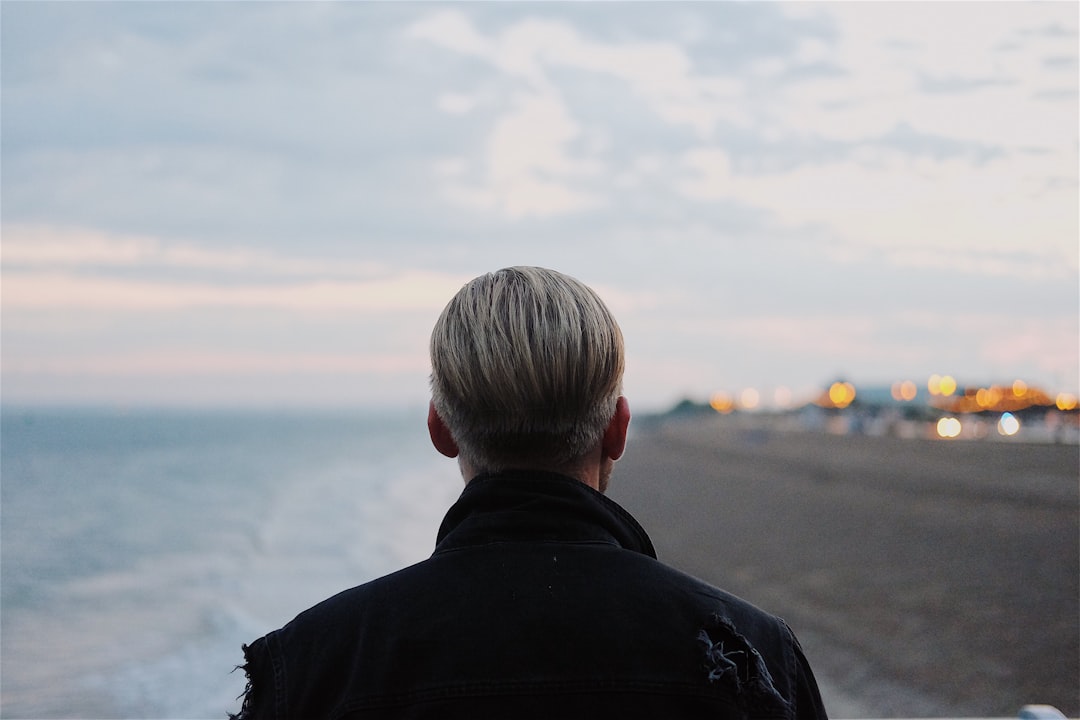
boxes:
[936,417,962,438]
[710,392,735,414]
[901,380,918,401]
[828,381,856,408]
[891,380,918,402]
[975,386,1005,409]
[928,374,957,397]
[997,412,1020,436]
[711,378,1070,417]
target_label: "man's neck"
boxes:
[460,456,606,492]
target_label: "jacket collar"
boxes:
[434,470,656,559]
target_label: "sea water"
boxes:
[0,407,464,719]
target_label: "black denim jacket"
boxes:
[232,472,828,720]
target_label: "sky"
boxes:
[2,1,1077,412]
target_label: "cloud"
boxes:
[489,15,746,138]
[436,92,477,115]
[677,147,1078,279]
[408,9,747,219]
[2,225,383,277]
[4,350,429,377]
[777,3,1078,147]
[2,226,156,267]
[3,271,466,312]
[1,226,471,311]
[407,9,490,58]
[410,2,1077,267]
[442,90,604,219]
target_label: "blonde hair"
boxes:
[430,266,624,472]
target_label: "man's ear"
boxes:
[427,401,460,458]
[601,396,631,461]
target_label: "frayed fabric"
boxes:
[699,615,791,717]
[227,645,255,720]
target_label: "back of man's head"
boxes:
[430,266,624,474]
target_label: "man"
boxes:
[232,266,828,719]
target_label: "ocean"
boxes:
[1,407,464,719]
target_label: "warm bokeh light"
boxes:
[976,386,1005,409]
[934,381,1057,415]
[710,392,735,414]
[929,374,957,398]
[997,412,1020,436]
[828,381,856,409]
[1056,393,1079,411]
[899,380,917,401]
[936,417,962,438]
[773,386,793,408]
[740,387,760,410]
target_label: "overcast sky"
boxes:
[2,1,1077,412]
